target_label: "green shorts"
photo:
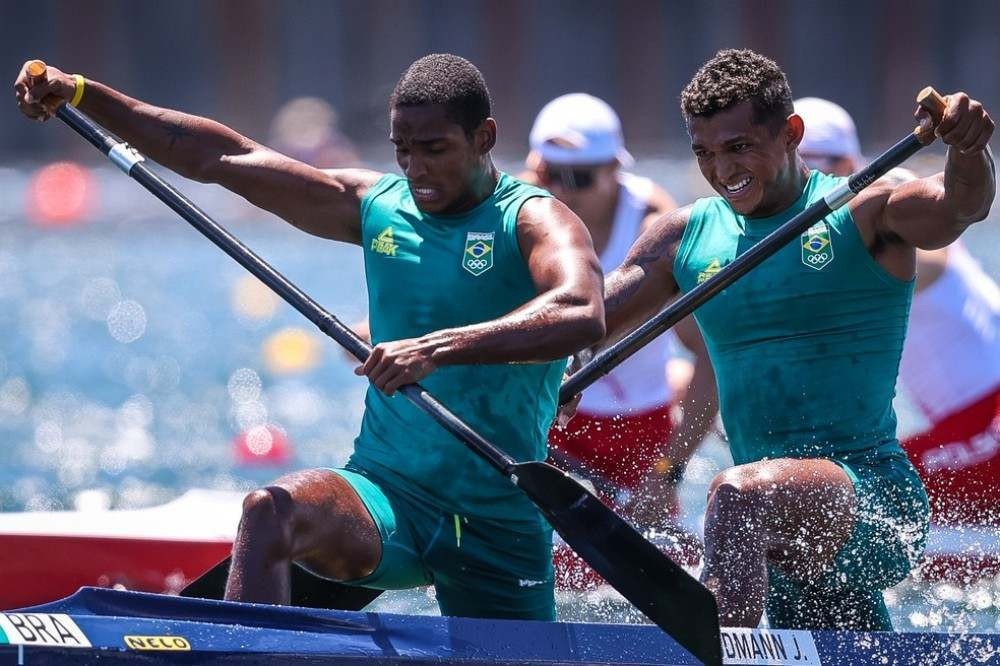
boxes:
[766,450,929,630]
[330,466,555,621]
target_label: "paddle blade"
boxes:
[512,461,722,666]
[180,556,384,611]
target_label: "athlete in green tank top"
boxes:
[354,172,566,523]
[590,49,995,631]
[674,169,913,467]
[244,56,602,618]
[34,53,605,616]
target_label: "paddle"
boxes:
[546,444,704,549]
[559,87,947,405]
[27,62,723,665]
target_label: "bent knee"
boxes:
[242,486,294,518]
[705,469,774,528]
[707,469,762,505]
[239,486,296,545]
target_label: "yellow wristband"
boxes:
[70,74,85,107]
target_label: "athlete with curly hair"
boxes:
[595,48,994,629]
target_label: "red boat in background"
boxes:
[0,489,996,609]
[0,489,238,609]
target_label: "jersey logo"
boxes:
[801,222,834,270]
[463,231,494,276]
[697,258,723,284]
[371,227,398,257]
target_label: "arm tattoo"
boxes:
[606,212,685,313]
[165,124,194,150]
[605,268,642,312]
[627,214,683,270]
[632,242,669,270]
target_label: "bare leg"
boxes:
[225,469,382,604]
[701,476,769,624]
[701,458,856,627]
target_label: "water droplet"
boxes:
[228,368,262,403]
[107,299,147,343]
[80,277,121,320]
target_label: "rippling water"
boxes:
[0,158,997,632]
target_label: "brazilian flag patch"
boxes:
[801,221,834,270]
[463,231,494,276]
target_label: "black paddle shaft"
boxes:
[51,103,723,664]
[560,89,945,404]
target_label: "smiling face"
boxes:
[689,100,806,217]
[390,103,496,215]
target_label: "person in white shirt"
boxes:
[522,93,718,530]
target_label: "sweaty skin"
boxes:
[600,96,994,626]
[14,61,605,605]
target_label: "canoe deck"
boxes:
[1,587,996,665]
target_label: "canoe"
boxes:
[4,586,998,665]
[2,587,997,665]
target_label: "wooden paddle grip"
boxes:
[914,86,947,141]
[24,59,63,115]
[26,59,46,80]
[917,87,947,118]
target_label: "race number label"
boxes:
[0,613,91,648]
[124,635,191,651]
[721,628,820,665]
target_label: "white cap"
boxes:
[794,97,861,159]
[529,93,634,166]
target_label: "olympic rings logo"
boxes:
[467,259,489,270]
[806,253,830,264]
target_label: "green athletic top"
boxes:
[674,170,914,466]
[352,172,564,524]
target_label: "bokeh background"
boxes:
[4,0,1000,161]
[1,0,998,633]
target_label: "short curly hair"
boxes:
[390,54,492,137]
[681,49,793,132]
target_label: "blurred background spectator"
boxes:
[269,96,360,167]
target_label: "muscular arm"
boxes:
[852,93,995,252]
[16,63,378,243]
[602,206,690,345]
[878,151,993,249]
[422,196,605,363]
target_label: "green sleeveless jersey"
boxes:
[352,172,563,523]
[674,170,913,466]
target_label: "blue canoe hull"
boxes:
[0,588,996,665]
